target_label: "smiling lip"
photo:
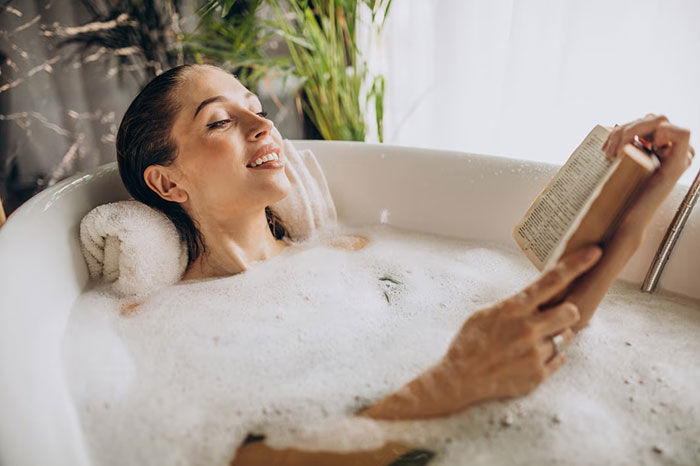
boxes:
[247,143,281,167]
[248,160,284,170]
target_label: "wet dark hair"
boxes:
[116,64,287,267]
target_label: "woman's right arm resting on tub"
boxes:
[360,114,694,421]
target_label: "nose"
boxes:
[245,111,273,141]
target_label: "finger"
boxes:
[601,123,620,153]
[534,327,574,363]
[603,125,623,158]
[604,114,667,158]
[515,246,602,311]
[543,352,567,377]
[530,302,579,338]
[650,122,691,161]
[606,114,670,159]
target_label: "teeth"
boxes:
[249,152,279,167]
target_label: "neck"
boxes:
[183,208,287,280]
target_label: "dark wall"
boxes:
[0,1,149,214]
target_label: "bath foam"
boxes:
[62,224,700,466]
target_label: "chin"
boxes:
[266,174,292,204]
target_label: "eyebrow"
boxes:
[193,92,257,120]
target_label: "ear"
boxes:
[144,165,189,203]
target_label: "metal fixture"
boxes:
[641,164,700,293]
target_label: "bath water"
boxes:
[63,224,700,466]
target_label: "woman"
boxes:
[116,64,694,464]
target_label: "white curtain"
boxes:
[379,0,700,185]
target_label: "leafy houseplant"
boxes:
[54,0,392,142]
[201,0,391,142]
[187,0,288,91]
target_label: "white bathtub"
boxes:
[0,141,698,465]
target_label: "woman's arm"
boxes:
[565,226,642,332]
[362,114,693,421]
[569,114,694,331]
[360,246,602,420]
[228,250,603,459]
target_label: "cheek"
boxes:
[191,137,245,174]
[180,140,247,195]
[208,136,243,159]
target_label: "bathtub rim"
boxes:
[0,139,698,466]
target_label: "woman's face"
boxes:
[167,66,290,219]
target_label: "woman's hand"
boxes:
[360,246,602,420]
[566,114,694,330]
[602,114,695,242]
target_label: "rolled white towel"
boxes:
[269,139,338,241]
[80,200,188,298]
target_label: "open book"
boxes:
[513,125,659,272]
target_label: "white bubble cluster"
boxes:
[63,224,700,466]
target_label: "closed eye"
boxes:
[206,119,232,130]
[206,111,268,130]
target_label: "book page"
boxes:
[513,125,613,270]
[545,143,658,270]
